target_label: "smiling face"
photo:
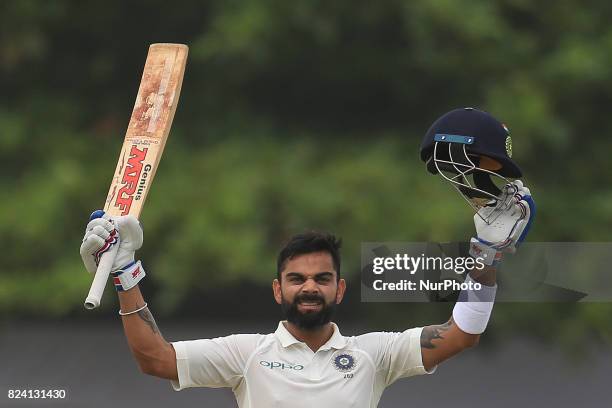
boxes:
[273,251,346,330]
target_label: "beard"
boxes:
[281,292,337,331]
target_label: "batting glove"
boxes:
[469,180,535,265]
[80,210,146,291]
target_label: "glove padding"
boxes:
[80,212,143,274]
[472,180,535,255]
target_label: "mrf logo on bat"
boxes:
[110,145,152,215]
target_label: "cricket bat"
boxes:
[84,43,188,310]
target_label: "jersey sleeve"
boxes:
[357,327,434,387]
[170,334,263,391]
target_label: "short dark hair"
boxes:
[277,232,342,281]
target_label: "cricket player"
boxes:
[80,108,535,407]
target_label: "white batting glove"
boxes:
[80,210,146,291]
[469,180,535,265]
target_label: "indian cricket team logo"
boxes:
[502,123,512,158]
[333,353,356,372]
[505,135,513,158]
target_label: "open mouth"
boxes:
[297,301,323,311]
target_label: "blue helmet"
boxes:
[420,107,522,212]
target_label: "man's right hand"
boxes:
[80,211,146,290]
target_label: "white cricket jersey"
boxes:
[171,321,434,408]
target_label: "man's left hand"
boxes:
[470,180,535,264]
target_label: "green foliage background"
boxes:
[1,0,611,348]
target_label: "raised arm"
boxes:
[420,181,535,371]
[118,286,177,380]
[80,212,177,380]
[420,267,496,371]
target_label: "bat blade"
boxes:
[105,43,188,218]
[85,43,188,310]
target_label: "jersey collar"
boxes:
[275,321,347,350]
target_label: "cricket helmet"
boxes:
[420,107,522,221]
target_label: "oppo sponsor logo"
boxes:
[259,360,304,371]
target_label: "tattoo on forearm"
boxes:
[420,319,453,349]
[137,307,160,335]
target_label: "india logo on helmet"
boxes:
[505,135,513,158]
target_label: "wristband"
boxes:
[469,237,502,266]
[452,275,497,335]
[111,260,146,291]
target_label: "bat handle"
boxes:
[84,243,120,310]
